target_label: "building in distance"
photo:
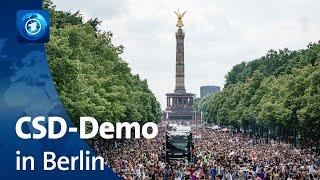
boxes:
[200,85,221,97]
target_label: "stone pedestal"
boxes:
[164,93,200,121]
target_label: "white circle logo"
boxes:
[25,18,42,35]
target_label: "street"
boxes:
[93,123,320,179]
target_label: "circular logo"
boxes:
[18,12,48,41]
[25,18,42,35]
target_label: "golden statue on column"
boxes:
[174,9,187,28]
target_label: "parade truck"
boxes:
[165,124,193,163]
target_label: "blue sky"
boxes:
[53,0,320,108]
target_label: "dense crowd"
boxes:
[94,123,320,179]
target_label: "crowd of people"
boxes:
[94,122,320,179]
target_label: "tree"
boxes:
[44,0,161,128]
[197,41,320,146]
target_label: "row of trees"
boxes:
[195,43,320,145]
[44,0,161,127]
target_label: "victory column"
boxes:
[164,10,200,122]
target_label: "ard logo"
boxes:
[17,10,50,43]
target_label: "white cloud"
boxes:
[52,0,320,109]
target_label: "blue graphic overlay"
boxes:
[0,1,119,179]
